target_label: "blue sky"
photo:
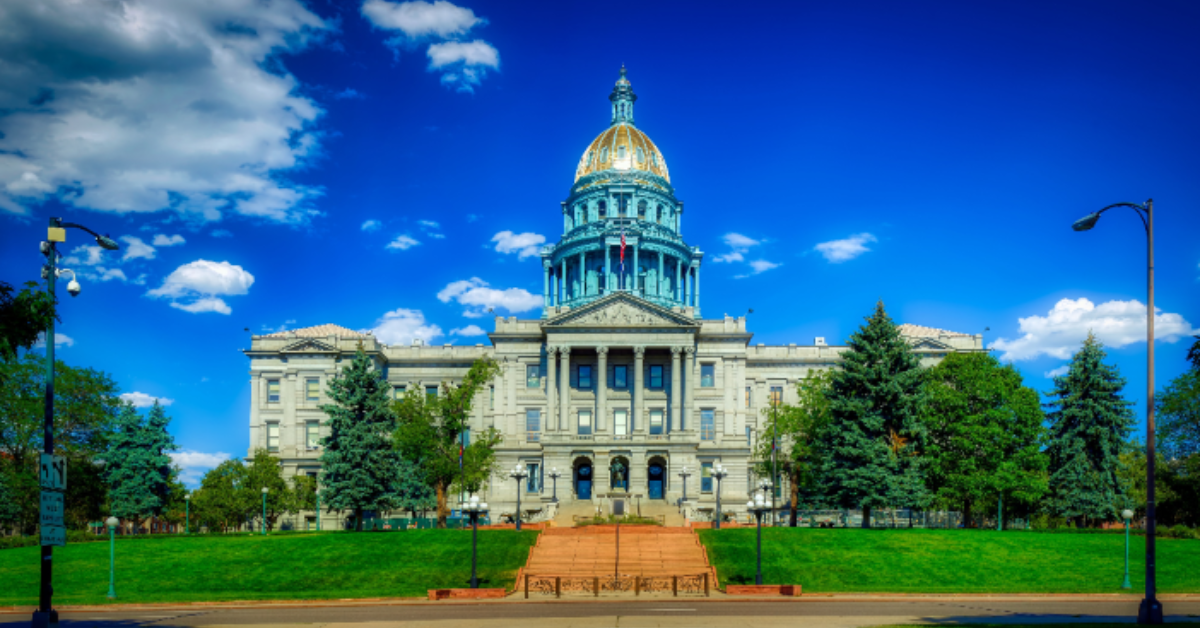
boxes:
[1,0,1197,486]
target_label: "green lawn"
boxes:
[698,528,1200,593]
[0,530,539,606]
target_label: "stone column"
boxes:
[657,252,664,298]
[543,262,551,307]
[560,259,567,304]
[675,258,682,303]
[670,347,681,432]
[596,346,608,432]
[604,245,611,295]
[684,346,696,432]
[558,347,571,432]
[695,262,701,310]
[633,346,645,433]
[633,244,640,296]
[578,251,586,297]
[546,346,557,432]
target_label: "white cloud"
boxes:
[814,233,877,263]
[450,324,486,337]
[419,219,440,229]
[0,0,331,222]
[120,235,156,261]
[34,333,74,349]
[990,297,1198,362]
[152,234,186,247]
[168,449,231,488]
[120,391,174,408]
[734,260,782,279]
[361,219,382,232]
[147,259,254,315]
[368,308,444,346]
[62,245,104,267]
[418,219,445,238]
[386,235,421,250]
[427,41,500,93]
[437,277,542,317]
[334,88,365,100]
[262,319,298,334]
[361,0,482,39]
[492,231,546,259]
[95,267,128,282]
[1044,365,1070,378]
[712,232,760,263]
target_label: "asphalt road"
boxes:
[3,598,1199,628]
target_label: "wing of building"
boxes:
[242,68,984,530]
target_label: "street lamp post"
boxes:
[746,493,771,585]
[757,478,772,524]
[184,494,190,535]
[678,465,691,505]
[509,464,528,531]
[1072,199,1162,624]
[548,467,561,503]
[106,517,118,599]
[1122,508,1134,590]
[35,218,119,628]
[711,463,728,530]
[464,495,489,588]
[771,394,779,526]
[261,487,268,536]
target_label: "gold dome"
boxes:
[574,123,670,183]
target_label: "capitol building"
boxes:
[244,69,983,529]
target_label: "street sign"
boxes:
[39,491,64,528]
[41,524,65,547]
[40,453,66,491]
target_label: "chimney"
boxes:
[815,337,827,346]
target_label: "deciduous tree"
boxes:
[245,448,291,530]
[1157,336,1200,460]
[754,369,834,526]
[0,280,56,361]
[192,459,252,533]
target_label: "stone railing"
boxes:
[523,573,709,598]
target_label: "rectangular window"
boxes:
[527,463,540,493]
[526,409,541,442]
[578,365,593,389]
[578,410,592,436]
[746,426,752,445]
[266,423,280,452]
[305,421,320,449]
[526,364,540,388]
[426,385,438,399]
[267,379,280,403]
[700,409,715,441]
[649,409,664,435]
[489,385,494,410]
[701,461,713,493]
[305,378,319,401]
[745,386,751,408]
[649,365,663,389]
[393,385,406,400]
[613,365,627,389]
[614,409,628,436]
[701,364,715,387]
[770,386,783,407]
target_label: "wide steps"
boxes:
[522,526,712,579]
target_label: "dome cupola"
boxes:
[574,67,671,183]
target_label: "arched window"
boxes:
[637,200,647,218]
[578,204,587,224]
[600,147,609,162]
[657,205,664,224]
[598,201,607,218]
[617,145,627,160]
[636,147,645,164]
[650,152,658,167]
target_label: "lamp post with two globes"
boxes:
[261,487,268,535]
[464,495,489,588]
[746,493,771,585]
[548,467,561,503]
[711,463,728,529]
[509,464,528,531]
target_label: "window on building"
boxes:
[426,385,438,399]
[527,463,541,493]
[701,364,715,388]
[700,409,715,441]
[701,461,713,493]
[636,147,645,163]
[600,147,609,162]
[578,365,593,389]
[745,386,752,408]
[305,378,319,402]
[637,199,647,218]
[651,152,659,167]
[489,385,494,410]
[526,409,541,443]
[306,421,320,449]
[617,145,627,159]
[614,409,628,436]
[770,386,783,406]
[266,423,280,452]
[394,385,406,400]
[527,364,540,388]
[598,200,607,218]
[746,426,752,445]
[267,379,280,403]
[649,409,664,435]
[649,365,663,389]
[614,365,627,389]
[578,410,592,436]
[579,204,588,224]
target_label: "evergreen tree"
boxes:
[395,456,437,518]
[816,301,928,527]
[923,352,1047,527]
[1043,333,1135,526]
[319,348,403,531]
[0,471,21,531]
[104,401,177,532]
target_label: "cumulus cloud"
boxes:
[450,324,486,337]
[492,231,546,259]
[334,88,365,100]
[386,235,420,250]
[120,391,174,408]
[152,234,186,247]
[735,260,782,279]
[0,0,330,222]
[990,297,1198,362]
[360,0,499,94]
[814,233,877,263]
[712,233,760,264]
[427,40,500,93]
[418,219,445,239]
[62,245,104,267]
[120,236,156,261]
[169,450,231,488]
[368,308,444,346]
[361,219,382,232]
[147,259,254,315]
[437,277,542,317]
[1044,365,1070,378]
[34,333,74,349]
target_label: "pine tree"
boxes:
[1043,333,1135,526]
[105,403,160,532]
[143,401,178,531]
[395,456,437,518]
[817,301,928,527]
[319,348,403,531]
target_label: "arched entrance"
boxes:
[574,457,593,500]
[647,456,667,500]
[609,456,630,491]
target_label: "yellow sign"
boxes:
[47,227,66,242]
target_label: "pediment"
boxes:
[544,293,698,329]
[910,338,952,351]
[281,339,339,353]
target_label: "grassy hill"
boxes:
[0,530,539,606]
[699,528,1200,593]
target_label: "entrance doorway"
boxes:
[575,459,593,500]
[647,461,665,499]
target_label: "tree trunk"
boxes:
[789,479,799,527]
[963,500,973,529]
[435,482,448,529]
[354,507,363,531]
[861,504,871,528]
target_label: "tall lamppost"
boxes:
[678,465,691,506]
[184,493,191,535]
[35,217,120,628]
[464,495,489,588]
[509,464,528,531]
[261,487,268,536]
[105,516,118,599]
[1072,199,1162,624]
[548,467,561,503]
[771,391,779,525]
[746,493,771,585]
[1122,508,1134,590]
[711,463,728,529]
